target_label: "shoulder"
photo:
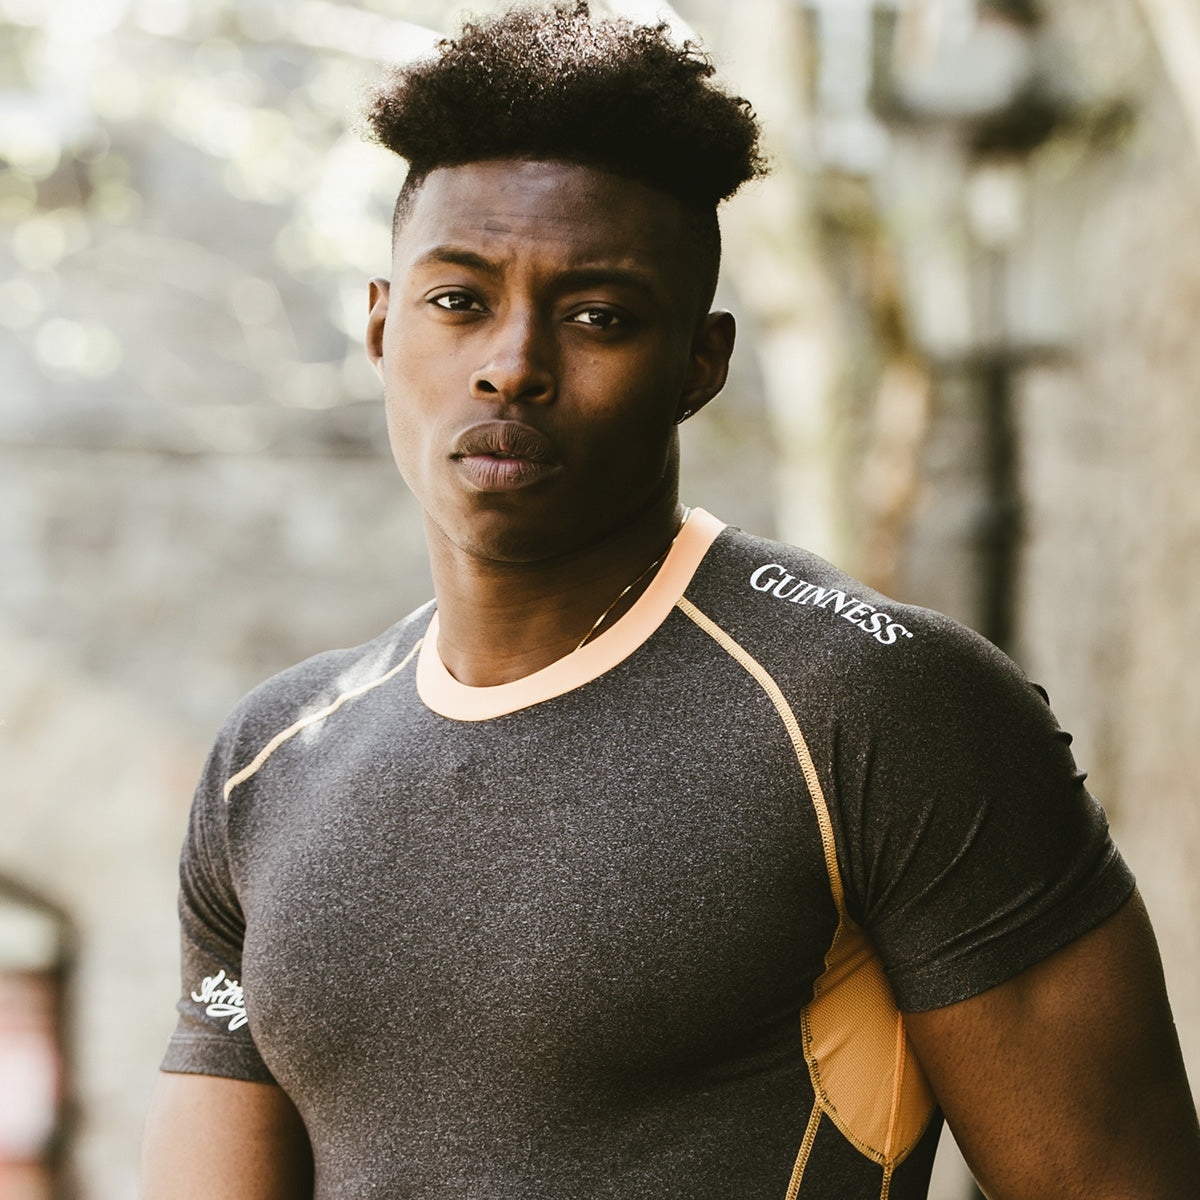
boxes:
[686,529,1132,1004]
[204,602,434,790]
[683,525,1082,856]
[687,524,1030,718]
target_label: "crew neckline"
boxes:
[416,507,725,721]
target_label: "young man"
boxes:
[141,5,1200,1198]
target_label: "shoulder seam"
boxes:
[677,596,937,1176]
[674,596,846,914]
[222,638,423,801]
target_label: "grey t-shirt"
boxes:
[163,510,1134,1198]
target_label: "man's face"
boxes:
[367,158,732,564]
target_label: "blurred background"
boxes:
[1,0,1197,1196]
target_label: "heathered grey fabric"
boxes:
[163,522,1134,1199]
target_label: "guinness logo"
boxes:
[749,563,915,645]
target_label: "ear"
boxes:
[366,278,390,380]
[675,310,736,424]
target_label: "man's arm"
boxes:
[140,1073,313,1199]
[904,892,1200,1199]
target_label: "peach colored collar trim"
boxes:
[416,508,726,722]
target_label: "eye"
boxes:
[569,307,623,331]
[431,291,485,313]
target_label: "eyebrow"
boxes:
[554,265,662,299]
[410,246,664,300]
[411,246,503,277]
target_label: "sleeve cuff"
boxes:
[889,847,1137,1012]
[160,1032,277,1085]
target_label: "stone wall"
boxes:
[1015,0,1200,1077]
[812,0,1200,1091]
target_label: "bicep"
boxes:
[903,893,1200,1199]
[141,1073,313,1200]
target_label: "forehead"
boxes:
[394,159,694,285]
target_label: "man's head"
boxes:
[362,3,766,565]
[364,1,766,316]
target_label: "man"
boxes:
[141,4,1200,1198]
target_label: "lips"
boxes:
[450,420,561,492]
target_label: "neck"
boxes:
[427,496,686,687]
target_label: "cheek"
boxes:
[581,349,688,438]
[570,389,678,493]
[382,394,414,476]
[380,330,453,483]
[382,384,442,501]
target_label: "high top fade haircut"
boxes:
[364,1,767,316]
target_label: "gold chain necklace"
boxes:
[574,508,690,652]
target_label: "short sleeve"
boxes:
[160,721,274,1083]
[831,613,1136,1013]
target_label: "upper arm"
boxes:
[149,712,311,1200]
[830,612,1135,1012]
[903,892,1200,1199]
[140,1072,313,1200]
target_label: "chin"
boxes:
[434,505,572,565]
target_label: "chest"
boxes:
[226,668,838,1103]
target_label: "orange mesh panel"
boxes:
[802,921,934,1165]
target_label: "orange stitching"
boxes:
[678,597,935,1174]
[223,639,422,800]
[884,1010,906,1160]
[785,1099,823,1200]
[675,597,845,915]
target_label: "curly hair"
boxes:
[363,2,766,309]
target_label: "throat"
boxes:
[429,508,689,687]
[574,514,688,650]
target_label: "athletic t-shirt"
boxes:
[163,510,1134,1199]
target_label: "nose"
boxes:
[469,312,556,405]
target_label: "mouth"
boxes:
[449,420,561,492]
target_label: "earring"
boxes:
[675,407,694,425]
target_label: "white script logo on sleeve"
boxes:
[191,970,248,1031]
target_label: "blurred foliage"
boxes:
[0,0,505,457]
